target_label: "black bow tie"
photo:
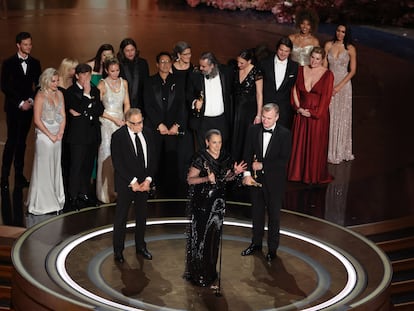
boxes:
[205,74,210,80]
[19,58,27,64]
[263,128,273,134]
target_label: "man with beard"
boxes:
[187,52,233,150]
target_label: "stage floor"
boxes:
[12,201,391,311]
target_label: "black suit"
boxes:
[119,57,149,111]
[143,73,186,195]
[186,65,233,149]
[64,83,104,200]
[1,53,41,181]
[243,123,292,251]
[111,125,157,253]
[259,55,298,128]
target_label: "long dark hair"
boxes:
[88,43,114,72]
[333,23,354,50]
[117,38,140,62]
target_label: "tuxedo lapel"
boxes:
[152,81,163,111]
[167,83,175,111]
[278,60,294,91]
[257,128,264,160]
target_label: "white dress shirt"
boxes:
[274,56,287,90]
[203,74,225,117]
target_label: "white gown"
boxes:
[96,78,125,203]
[27,92,65,215]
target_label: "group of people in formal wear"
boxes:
[1,7,357,289]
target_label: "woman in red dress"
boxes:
[288,46,334,184]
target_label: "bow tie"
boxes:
[19,58,27,64]
[205,74,210,80]
[263,128,273,134]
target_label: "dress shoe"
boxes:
[266,250,277,262]
[15,175,29,188]
[241,243,262,256]
[1,178,9,191]
[136,248,152,260]
[114,252,125,263]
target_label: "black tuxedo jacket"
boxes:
[143,73,186,131]
[243,123,292,192]
[111,125,157,193]
[186,64,233,129]
[259,55,298,127]
[119,57,149,110]
[1,53,41,112]
[64,83,104,145]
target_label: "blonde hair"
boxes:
[57,57,79,89]
[39,68,59,91]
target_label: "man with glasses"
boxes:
[111,108,157,263]
[143,51,185,197]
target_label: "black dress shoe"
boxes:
[266,250,277,262]
[241,243,262,256]
[114,252,125,263]
[137,248,152,260]
[15,176,29,188]
[1,178,9,191]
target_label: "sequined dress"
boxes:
[291,45,314,66]
[96,78,126,203]
[327,50,354,164]
[27,92,65,214]
[184,149,234,287]
[231,66,263,161]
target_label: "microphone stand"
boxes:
[215,221,224,297]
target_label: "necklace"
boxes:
[106,78,121,93]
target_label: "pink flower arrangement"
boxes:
[186,0,413,26]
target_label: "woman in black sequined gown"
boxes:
[231,49,263,161]
[184,129,246,287]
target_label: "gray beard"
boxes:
[204,66,219,79]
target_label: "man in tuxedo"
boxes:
[118,38,149,111]
[1,32,41,191]
[143,52,185,197]
[259,37,298,129]
[111,108,157,263]
[187,51,233,150]
[64,63,104,210]
[241,103,292,261]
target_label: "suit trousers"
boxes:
[113,190,148,253]
[250,184,281,251]
[1,109,33,179]
[68,142,98,198]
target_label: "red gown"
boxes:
[288,66,334,184]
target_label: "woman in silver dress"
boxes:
[289,8,320,66]
[26,68,66,215]
[324,23,357,164]
[96,57,130,203]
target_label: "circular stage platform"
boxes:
[11,201,391,311]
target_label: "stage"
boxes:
[12,200,391,310]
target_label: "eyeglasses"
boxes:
[128,120,143,126]
[159,60,171,64]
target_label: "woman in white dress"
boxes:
[324,23,357,164]
[26,68,66,215]
[289,8,320,66]
[96,57,130,203]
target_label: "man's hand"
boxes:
[194,99,203,111]
[20,100,33,111]
[157,123,169,135]
[168,123,180,135]
[252,161,263,172]
[243,175,262,187]
[137,180,151,192]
